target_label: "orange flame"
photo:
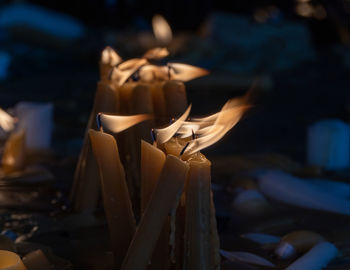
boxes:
[143,47,169,60]
[101,46,122,66]
[98,113,152,133]
[153,105,192,145]
[0,108,15,132]
[152,15,172,44]
[155,93,250,155]
[167,63,209,82]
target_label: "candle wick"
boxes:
[167,64,171,80]
[96,113,104,132]
[151,129,157,143]
[180,142,190,156]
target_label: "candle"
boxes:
[148,81,167,125]
[71,81,119,212]
[140,140,166,213]
[117,83,154,212]
[22,250,52,270]
[140,140,170,270]
[0,250,27,270]
[163,80,187,119]
[2,130,26,174]
[183,153,216,270]
[89,129,136,269]
[121,155,189,270]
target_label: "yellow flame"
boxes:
[152,14,173,44]
[185,105,249,155]
[168,63,209,81]
[143,47,169,60]
[99,113,152,133]
[0,108,15,132]
[101,46,122,66]
[153,105,192,145]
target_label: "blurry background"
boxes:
[0,0,350,162]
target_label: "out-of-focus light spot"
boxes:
[254,6,280,23]
[254,8,269,23]
[296,3,314,17]
[314,5,327,20]
[297,0,311,3]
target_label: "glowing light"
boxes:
[143,47,169,60]
[99,113,152,133]
[152,15,173,44]
[153,105,192,145]
[296,3,314,17]
[167,63,209,82]
[101,46,122,66]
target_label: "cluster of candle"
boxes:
[70,46,249,269]
[71,47,208,212]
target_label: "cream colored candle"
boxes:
[117,82,154,213]
[140,140,166,213]
[163,80,187,119]
[0,250,27,270]
[183,152,219,270]
[71,81,119,212]
[89,130,136,269]
[121,155,189,270]
[22,250,51,270]
[99,46,122,81]
[140,140,170,270]
[2,130,26,174]
[148,81,167,125]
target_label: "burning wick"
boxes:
[96,113,104,132]
[180,142,190,157]
[151,129,157,143]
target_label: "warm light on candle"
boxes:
[98,113,152,133]
[152,14,173,44]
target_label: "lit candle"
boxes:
[140,140,170,270]
[140,140,166,213]
[183,153,217,270]
[71,81,119,212]
[2,130,26,174]
[121,155,189,270]
[89,129,136,269]
[0,250,27,270]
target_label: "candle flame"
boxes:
[143,47,169,60]
[167,63,209,81]
[153,105,192,145]
[154,92,251,155]
[98,113,152,133]
[101,46,122,66]
[0,108,15,132]
[152,15,172,44]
